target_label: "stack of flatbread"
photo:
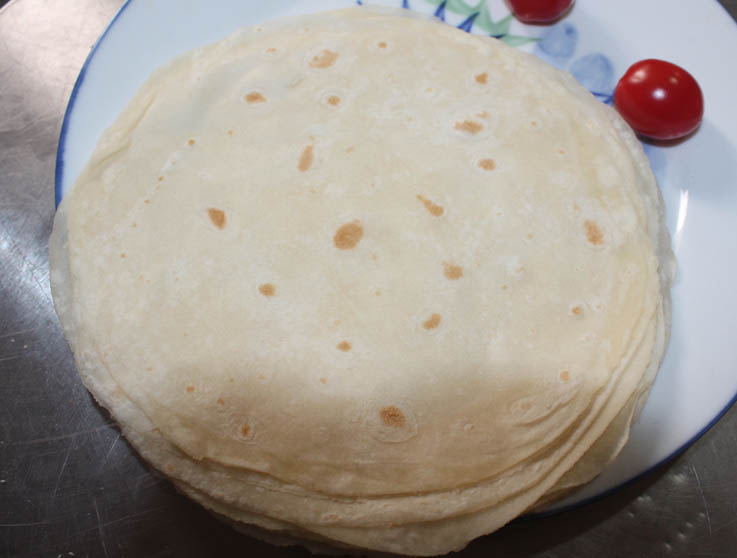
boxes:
[50,7,673,555]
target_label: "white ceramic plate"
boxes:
[55,0,737,511]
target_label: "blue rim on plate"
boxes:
[53,0,737,518]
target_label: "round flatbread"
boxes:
[50,7,673,555]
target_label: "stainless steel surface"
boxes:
[1,1,736,556]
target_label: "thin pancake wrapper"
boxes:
[50,7,673,556]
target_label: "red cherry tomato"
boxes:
[506,0,574,23]
[614,59,704,141]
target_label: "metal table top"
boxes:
[2,1,736,557]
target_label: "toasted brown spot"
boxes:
[423,313,442,330]
[186,385,195,393]
[120,253,126,259]
[571,306,583,316]
[131,222,137,228]
[337,340,352,352]
[559,149,566,155]
[145,366,153,372]
[265,47,277,53]
[216,398,225,405]
[443,263,463,280]
[208,208,226,229]
[227,129,233,136]
[188,138,195,146]
[346,146,355,153]
[240,424,251,437]
[416,194,444,216]
[560,370,571,382]
[320,377,327,384]
[327,95,341,106]
[477,111,489,118]
[310,49,338,69]
[527,233,534,239]
[158,176,164,182]
[380,406,406,428]
[334,221,364,250]
[478,158,496,171]
[259,283,276,297]
[475,72,488,84]
[455,120,483,134]
[531,121,538,127]
[245,91,266,103]
[375,290,381,296]
[501,284,508,290]
[378,41,387,49]
[584,220,604,245]
[298,144,314,171]
[144,199,150,204]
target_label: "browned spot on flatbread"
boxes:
[265,47,277,53]
[131,222,136,228]
[227,130,233,136]
[158,176,164,182]
[477,111,489,118]
[310,49,338,68]
[455,120,483,134]
[320,377,327,384]
[208,208,226,229]
[337,340,352,352]
[443,263,463,280]
[380,406,406,428]
[478,158,496,171]
[327,95,341,106]
[378,41,387,49]
[560,370,571,382]
[186,385,195,393]
[188,138,195,146]
[298,145,314,171]
[416,194,444,216]
[216,398,225,405]
[423,313,442,330]
[245,91,266,103]
[120,253,126,259]
[259,283,276,297]
[571,306,583,316]
[334,221,364,250]
[240,424,251,437]
[144,199,150,204]
[475,72,488,84]
[584,220,604,245]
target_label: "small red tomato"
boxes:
[614,59,704,140]
[506,0,574,23]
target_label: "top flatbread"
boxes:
[50,7,672,555]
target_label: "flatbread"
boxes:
[50,7,673,555]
